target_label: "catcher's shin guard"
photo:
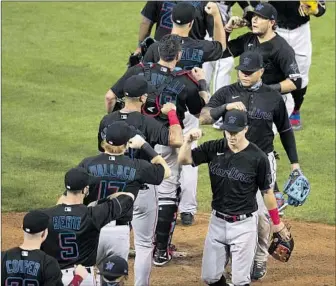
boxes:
[155,198,179,251]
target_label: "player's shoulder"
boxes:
[248,142,268,158]
[175,70,199,86]
[273,33,294,51]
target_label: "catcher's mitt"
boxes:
[268,225,294,262]
[283,169,310,207]
[127,37,155,68]
[298,1,318,16]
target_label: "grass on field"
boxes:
[2,2,335,224]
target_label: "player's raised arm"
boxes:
[205,2,226,51]
[177,128,203,165]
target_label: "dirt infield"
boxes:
[2,212,335,286]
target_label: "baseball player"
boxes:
[105,34,207,265]
[41,167,135,285]
[199,51,306,281]
[178,109,291,286]
[96,255,129,286]
[98,75,182,286]
[142,1,225,226]
[271,0,326,130]
[222,2,302,118]
[1,210,89,286]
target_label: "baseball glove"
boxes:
[283,169,310,207]
[127,37,155,68]
[298,1,318,16]
[268,224,294,262]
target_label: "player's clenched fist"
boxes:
[226,101,247,112]
[191,67,206,81]
[161,102,177,115]
[205,2,220,16]
[225,16,248,32]
[185,128,203,143]
[128,134,146,149]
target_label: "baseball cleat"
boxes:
[212,118,223,130]
[251,261,267,281]
[289,110,302,130]
[180,212,194,226]
[153,248,172,266]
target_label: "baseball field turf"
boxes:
[2,2,335,225]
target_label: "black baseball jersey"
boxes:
[207,82,291,154]
[79,153,165,204]
[111,63,205,126]
[223,32,301,85]
[192,138,272,215]
[141,1,213,41]
[98,110,169,158]
[2,247,63,286]
[41,198,133,269]
[143,36,223,70]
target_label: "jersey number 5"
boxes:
[5,278,39,286]
[159,2,174,29]
[59,232,79,260]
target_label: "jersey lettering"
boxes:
[181,48,204,63]
[209,163,254,183]
[97,180,126,200]
[159,2,174,29]
[88,164,136,181]
[59,232,79,260]
[52,216,81,230]
[5,260,40,276]
[5,278,39,286]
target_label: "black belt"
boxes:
[213,210,252,223]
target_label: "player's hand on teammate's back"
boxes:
[205,2,220,17]
[272,221,291,241]
[161,102,177,115]
[108,192,135,201]
[226,102,247,112]
[191,67,206,82]
[185,128,203,143]
[128,134,146,149]
[74,265,89,280]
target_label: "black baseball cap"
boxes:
[235,51,263,73]
[64,167,92,191]
[23,210,49,234]
[123,75,149,98]
[246,2,277,21]
[221,110,248,133]
[105,121,136,146]
[98,255,128,281]
[172,2,196,25]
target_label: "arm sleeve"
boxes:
[111,67,138,98]
[275,45,301,81]
[202,40,224,62]
[191,140,225,166]
[145,118,170,146]
[257,153,272,192]
[222,33,248,58]
[89,196,134,229]
[44,257,63,286]
[143,44,158,63]
[206,88,227,108]
[141,1,159,23]
[273,95,291,133]
[138,160,165,185]
[185,82,206,115]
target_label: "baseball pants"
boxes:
[61,266,98,286]
[96,222,130,266]
[202,211,258,285]
[277,22,312,89]
[132,185,158,286]
[179,111,199,216]
[255,151,276,263]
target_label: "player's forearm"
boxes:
[213,13,226,51]
[199,107,215,125]
[199,90,210,105]
[105,89,117,113]
[151,156,171,179]
[263,188,281,225]
[279,129,299,165]
[168,125,183,148]
[138,17,153,43]
[177,141,193,165]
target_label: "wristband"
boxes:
[141,142,158,160]
[209,104,227,121]
[198,79,207,92]
[268,83,281,92]
[167,110,180,126]
[69,275,83,286]
[268,208,281,226]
